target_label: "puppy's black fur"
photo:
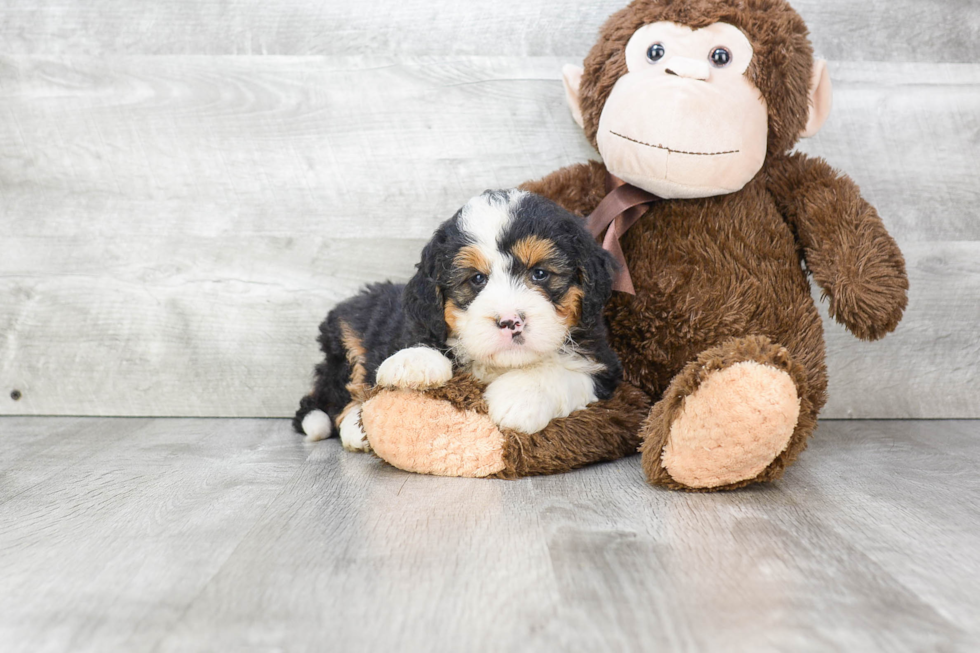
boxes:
[293,191,622,438]
[292,282,408,434]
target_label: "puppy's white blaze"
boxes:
[375,346,453,389]
[457,190,528,290]
[484,361,600,434]
[302,409,332,442]
[457,189,526,260]
[339,405,369,452]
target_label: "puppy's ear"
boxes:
[577,244,615,332]
[404,237,449,349]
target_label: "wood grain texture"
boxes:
[1,0,977,63]
[0,417,977,652]
[821,241,980,418]
[0,235,423,416]
[0,56,585,240]
[0,417,311,652]
[1,54,977,417]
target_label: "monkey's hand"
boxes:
[359,374,649,478]
[768,153,909,341]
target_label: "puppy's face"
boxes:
[412,190,612,370]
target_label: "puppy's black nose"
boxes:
[495,315,524,332]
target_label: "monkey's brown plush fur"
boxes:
[360,0,908,490]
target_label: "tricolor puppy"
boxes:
[293,189,622,451]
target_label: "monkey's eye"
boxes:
[646,43,666,63]
[530,268,550,283]
[710,47,732,68]
[469,273,488,288]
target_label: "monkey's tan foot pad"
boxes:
[661,361,799,488]
[361,388,506,478]
[641,336,810,491]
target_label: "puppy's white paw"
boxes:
[375,347,453,389]
[484,367,597,434]
[484,376,560,435]
[302,409,333,442]
[339,405,370,452]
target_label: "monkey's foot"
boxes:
[640,336,815,491]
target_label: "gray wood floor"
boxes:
[1,418,978,652]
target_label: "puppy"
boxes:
[293,189,622,451]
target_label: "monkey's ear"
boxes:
[801,59,833,138]
[403,241,449,350]
[562,64,585,129]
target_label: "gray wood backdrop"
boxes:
[1,1,978,419]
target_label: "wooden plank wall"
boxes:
[1,1,977,418]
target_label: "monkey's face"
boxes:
[596,21,768,199]
[563,3,832,199]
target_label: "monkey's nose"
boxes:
[663,56,711,81]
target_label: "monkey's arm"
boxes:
[768,153,908,341]
[519,160,608,216]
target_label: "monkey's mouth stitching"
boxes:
[610,131,740,156]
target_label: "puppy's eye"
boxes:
[469,273,487,287]
[710,47,732,68]
[647,43,666,63]
[530,268,550,283]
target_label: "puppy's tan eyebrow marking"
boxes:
[454,245,492,276]
[512,235,558,269]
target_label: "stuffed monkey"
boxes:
[360,0,908,490]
